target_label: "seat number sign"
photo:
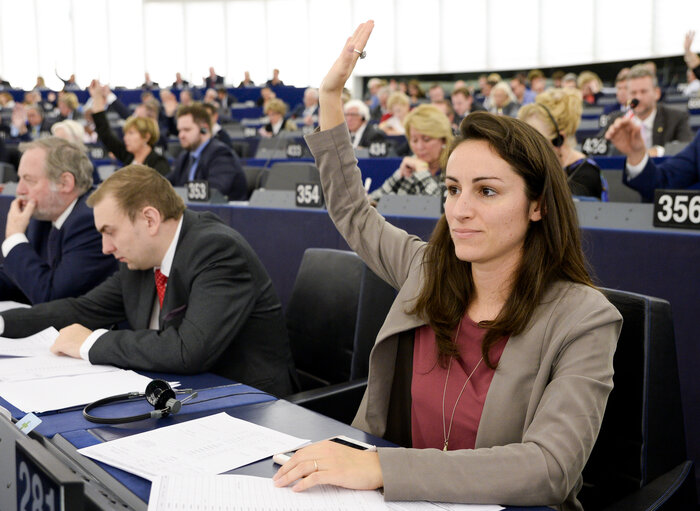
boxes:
[187,180,210,202]
[653,189,700,230]
[295,182,323,207]
[16,448,61,511]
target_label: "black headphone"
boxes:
[200,126,208,135]
[538,104,564,147]
[83,379,198,424]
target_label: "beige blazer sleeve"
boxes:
[305,123,426,291]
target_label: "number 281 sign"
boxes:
[653,189,700,230]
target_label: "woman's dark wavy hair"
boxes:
[409,111,593,369]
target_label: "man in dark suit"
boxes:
[202,102,233,148]
[0,166,297,396]
[9,104,52,140]
[602,64,692,156]
[0,138,117,304]
[204,67,224,89]
[343,99,386,149]
[172,72,190,90]
[168,103,246,199]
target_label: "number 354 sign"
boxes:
[653,189,700,230]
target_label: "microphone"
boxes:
[623,98,640,120]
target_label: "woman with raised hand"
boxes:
[274,21,621,511]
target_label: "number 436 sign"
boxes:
[653,189,700,230]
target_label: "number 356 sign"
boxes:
[653,190,700,230]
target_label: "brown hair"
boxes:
[411,111,593,368]
[87,164,185,222]
[123,115,160,148]
[176,103,213,131]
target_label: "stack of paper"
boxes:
[78,413,308,480]
[147,474,505,511]
[0,327,166,414]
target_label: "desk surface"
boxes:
[51,398,552,511]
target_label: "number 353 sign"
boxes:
[653,189,700,230]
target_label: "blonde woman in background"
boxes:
[378,91,411,136]
[518,88,604,199]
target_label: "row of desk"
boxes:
[0,370,548,511]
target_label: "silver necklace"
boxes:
[441,352,483,452]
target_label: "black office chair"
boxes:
[579,288,697,510]
[285,248,396,424]
[242,165,266,199]
[0,161,17,183]
[261,162,320,191]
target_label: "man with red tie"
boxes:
[0,137,117,304]
[0,165,297,396]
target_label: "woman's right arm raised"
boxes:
[318,21,374,131]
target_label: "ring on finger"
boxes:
[353,48,367,59]
[313,459,319,472]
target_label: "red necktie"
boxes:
[154,269,168,307]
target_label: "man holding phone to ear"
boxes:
[168,103,247,200]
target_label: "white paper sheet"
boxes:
[0,300,31,312]
[0,355,120,382]
[0,370,155,413]
[79,412,308,481]
[0,327,58,357]
[147,474,505,511]
[148,474,388,511]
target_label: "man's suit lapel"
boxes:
[158,211,193,329]
[652,106,665,147]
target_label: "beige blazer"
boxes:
[305,123,622,511]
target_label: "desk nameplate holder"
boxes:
[653,189,700,231]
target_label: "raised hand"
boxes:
[605,117,647,165]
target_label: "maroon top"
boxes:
[411,316,508,450]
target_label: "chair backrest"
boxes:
[262,162,320,191]
[242,165,266,199]
[580,288,688,509]
[285,248,396,390]
[0,162,17,183]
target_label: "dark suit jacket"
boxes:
[605,104,692,147]
[93,111,171,176]
[1,210,297,396]
[354,123,387,148]
[168,138,247,200]
[624,129,700,202]
[204,75,224,89]
[0,193,118,304]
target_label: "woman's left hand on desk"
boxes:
[273,440,383,492]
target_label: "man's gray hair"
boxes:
[19,137,93,194]
[626,64,658,87]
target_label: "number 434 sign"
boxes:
[653,189,700,230]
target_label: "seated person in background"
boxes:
[266,68,284,87]
[169,103,247,200]
[364,77,385,109]
[370,86,390,122]
[204,67,224,89]
[275,23,621,509]
[603,64,691,157]
[602,68,630,115]
[528,69,547,94]
[238,71,255,88]
[519,88,604,199]
[179,89,194,107]
[510,73,536,105]
[0,138,117,304]
[684,68,700,97]
[488,81,519,117]
[606,113,700,202]
[88,80,170,176]
[171,72,189,90]
[0,166,297,396]
[290,87,320,126]
[159,89,180,137]
[202,102,233,148]
[58,73,80,91]
[56,92,82,122]
[407,79,425,105]
[433,99,458,134]
[428,83,446,103]
[10,104,51,140]
[258,98,297,138]
[51,120,87,149]
[256,86,276,108]
[577,71,603,105]
[451,87,485,127]
[141,72,159,90]
[369,103,452,203]
[480,73,501,110]
[561,73,578,88]
[378,91,410,136]
[203,88,219,105]
[551,70,565,88]
[216,86,236,114]
[344,99,386,150]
